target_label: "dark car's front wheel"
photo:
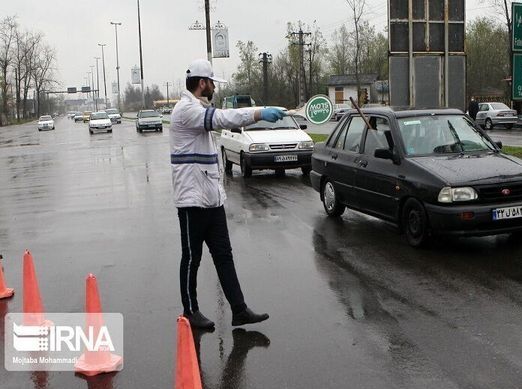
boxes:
[402,198,429,247]
[322,179,345,217]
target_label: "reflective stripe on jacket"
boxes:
[169,90,256,208]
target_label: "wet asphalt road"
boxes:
[2,118,522,388]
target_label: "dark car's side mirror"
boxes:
[375,147,400,164]
[374,148,393,160]
[230,128,241,133]
[300,124,307,130]
[495,141,503,149]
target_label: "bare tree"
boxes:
[32,43,56,117]
[12,28,38,120]
[21,33,42,119]
[0,16,18,125]
[345,0,366,97]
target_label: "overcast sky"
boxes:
[5,0,492,102]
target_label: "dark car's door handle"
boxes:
[358,160,368,167]
[331,153,338,160]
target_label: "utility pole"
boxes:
[137,0,145,108]
[110,21,122,112]
[287,28,311,107]
[306,48,312,100]
[98,43,108,108]
[258,52,272,105]
[164,82,171,106]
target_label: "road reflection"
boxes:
[192,328,270,389]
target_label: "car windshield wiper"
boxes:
[245,127,268,131]
[272,126,297,130]
[447,120,464,152]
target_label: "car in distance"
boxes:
[88,111,112,134]
[136,110,163,132]
[332,103,351,121]
[475,102,518,130]
[105,108,122,124]
[37,115,55,131]
[219,107,314,177]
[74,112,84,122]
[82,111,92,123]
[310,106,522,247]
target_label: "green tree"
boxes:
[327,25,353,75]
[466,17,509,97]
[233,40,261,96]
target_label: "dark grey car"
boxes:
[311,107,522,247]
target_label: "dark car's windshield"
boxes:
[244,115,297,130]
[398,115,496,156]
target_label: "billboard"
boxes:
[213,28,229,58]
[388,0,465,110]
[131,66,141,84]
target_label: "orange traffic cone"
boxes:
[75,273,123,377]
[0,256,14,299]
[175,316,202,389]
[23,250,51,325]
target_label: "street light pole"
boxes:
[137,0,145,108]
[89,65,97,111]
[86,72,92,110]
[204,0,212,64]
[110,21,122,112]
[98,43,108,108]
[94,56,100,100]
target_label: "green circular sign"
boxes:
[305,94,333,125]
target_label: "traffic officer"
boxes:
[170,59,285,329]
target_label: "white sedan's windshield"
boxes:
[245,116,297,130]
[91,113,109,120]
[398,115,496,156]
[39,116,52,121]
[140,111,160,118]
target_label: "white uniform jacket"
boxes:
[170,90,256,208]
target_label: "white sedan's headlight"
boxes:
[438,186,478,203]
[249,143,270,152]
[298,141,314,150]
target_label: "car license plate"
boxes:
[274,155,298,162]
[492,205,522,220]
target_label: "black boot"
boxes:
[185,311,215,329]
[232,308,269,326]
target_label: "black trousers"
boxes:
[178,206,246,315]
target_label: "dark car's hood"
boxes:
[410,152,522,185]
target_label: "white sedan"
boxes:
[219,108,314,178]
[37,115,55,131]
[475,102,518,130]
[88,111,112,134]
